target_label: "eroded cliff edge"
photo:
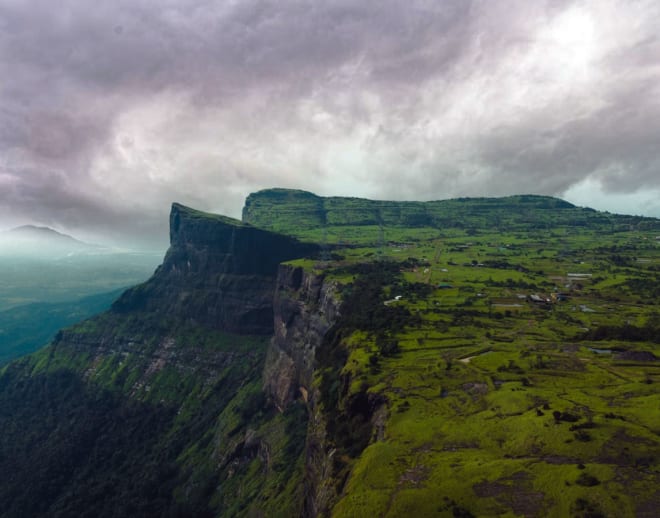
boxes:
[263,264,340,409]
[262,264,344,517]
[112,203,318,335]
[0,202,326,517]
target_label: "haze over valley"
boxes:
[0,225,162,363]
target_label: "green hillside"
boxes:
[243,188,655,244]
[0,190,659,517]
[0,318,293,517]
[250,189,660,517]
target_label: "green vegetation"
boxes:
[172,202,248,227]
[250,189,660,517]
[2,189,660,517]
[0,251,161,311]
[0,289,124,365]
[0,306,307,517]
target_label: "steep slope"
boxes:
[0,203,318,517]
[250,189,660,517]
[263,264,340,410]
[112,203,317,334]
[2,191,660,518]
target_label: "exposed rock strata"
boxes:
[112,203,317,335]
[263,264,340,409]
[262,264,347,517]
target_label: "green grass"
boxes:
[255,191,660,517]
[3,190,660,517]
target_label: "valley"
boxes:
[0,226,163,363]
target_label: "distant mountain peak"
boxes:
[1,224,97,256]
[10,224,77,238]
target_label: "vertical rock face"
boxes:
[113,203,318,335]
[263,264,340,409]
[262,264,342,518]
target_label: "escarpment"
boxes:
[112,203,318,335]
[262,264,347,517]
[263,264,340,410]
[5,189,660,517]
[0,200,326,517]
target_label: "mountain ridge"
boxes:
[0,189,659,517]
[3,224,96,248]
[112,202,319,334]
[0,224,112,264]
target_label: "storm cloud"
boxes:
[1,0,659,246]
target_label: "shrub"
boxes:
[575,473,600,487]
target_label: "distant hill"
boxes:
[0,225,98,257]
[0,225,163,311]
[8,224,90,242]
[243,188,660,242]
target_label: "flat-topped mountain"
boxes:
[112,202,318,334]
[243,188,657,240]
[0,189,659,517]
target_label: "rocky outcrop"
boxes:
[263,264,340,409]
[53,324,259,389]
[261,264,342,517]
[113,203,318,335]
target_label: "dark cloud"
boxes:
[1,0,659,247]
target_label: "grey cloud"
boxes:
[0,165,169,246]
[1,0,659,244]
[470,72,660,197]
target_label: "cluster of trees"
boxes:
[399,257,430,269]
[317,260,422,470]
[481,278,543,290]
[0,367,217,518]
[609,254,633,267]
[581,322,660,343]
[622,276,660,301]
[479,260,529,272]
[337,261,420,344]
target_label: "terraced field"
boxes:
[251,189,660,517]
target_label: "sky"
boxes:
[1,0,659,248]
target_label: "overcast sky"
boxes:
[1,0,659,247]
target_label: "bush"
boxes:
[575,473,600,487]
[571,498,605,518]
[574,430,592,442]
[376,336,400,356]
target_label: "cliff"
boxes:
[263,265,340,409]
[243,188,660,244]
[0,201,321,517]
[112,203,318,335]
[242,188,579,237]
[2,190,660,518]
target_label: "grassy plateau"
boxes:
[246,189,660,517]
